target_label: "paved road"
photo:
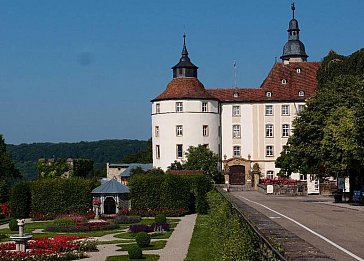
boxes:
[231,191,364,261]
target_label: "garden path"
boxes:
[84,213,197,261]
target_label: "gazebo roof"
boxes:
[91,178,129,194]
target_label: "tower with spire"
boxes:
[280,2,308,64]
[172,34,199,78]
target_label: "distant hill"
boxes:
[7,139,149,179]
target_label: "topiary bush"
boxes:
[135,232,151,248]
[128,244,143,259]
[154,214,166,224]
[8,219,18,231]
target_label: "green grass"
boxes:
[106,255,159,261]
[114,229,173,240]
[185,215,216,261]
[117,240,166,251]
[98,239,135,245]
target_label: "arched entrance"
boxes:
[229,165,245,185]
[104,197,116,214]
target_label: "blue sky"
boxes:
[0,0,363,144]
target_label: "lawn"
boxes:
[185,214,216,261]
[114,229,173,240]
[106,255,159,261]
[117,240,166,251]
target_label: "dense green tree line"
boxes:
[276,48,364,191]
[7,139,151,179]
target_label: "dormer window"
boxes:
[233,91,239,98]
[281,79,287,85]
[266,91,272,97]
[296,68,301,73]
[298,91,305,97]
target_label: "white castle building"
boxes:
[151,4,320,184]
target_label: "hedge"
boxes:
[9,180,32,218]
[31,177,98,218]
[129,174,212,215]
[207,189,259,260]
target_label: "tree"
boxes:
[275,48,364,190]
[183,145,220,181]
[0,134,21,180]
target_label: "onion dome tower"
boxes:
[280,2,308,64]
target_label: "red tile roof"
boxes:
[151,77,216,101]
[208,62,321,102]
[152,62,321,102]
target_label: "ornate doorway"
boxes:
[229,165,245,185]
[104,197,116,214]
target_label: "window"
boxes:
[202,102,208,112]
[266,146,274,157]
[298,91,305,97]
[155,145,160,159]
[155,126,159,137]
[203,125,209,137]
[176,144,183,158]
[266,91,272,97]
[233,91,239,97]
[233,146,241,157]
[300,174,307,181]
[281,105,289,115]
[156,103,160,114]
[266,170,274,179]
[281,79,287,84]
[265,124,274,137]
[282,124,290,137]
[232,105,240,116]
[232,125,241,138]
[176,125,183,136]
[296,68,301,73]
[176,102,183,112]
[298,104,305,113]
[265,105,273,115]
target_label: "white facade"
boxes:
[152,99,220,170]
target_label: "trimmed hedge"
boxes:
[207,189,259,260]
[9,180,32,218]
[31,177,98,218]
[129,174,212,215]
[135,232,151,247]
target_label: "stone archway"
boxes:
[104,197,116,214]
[223,157,251,186]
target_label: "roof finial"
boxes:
[182,33,188,56]
[291,0,296,19]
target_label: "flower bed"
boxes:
[0,235,97,261]
[45,220,118,232]
[121,208,185,217]
[129,223,170,233]
[259,177,297,185]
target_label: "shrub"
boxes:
[31,177,98,218]
[45,220,118,232]
[9,181,31,218]
[8,219,18,231]
[135,232,150,248]
[128,244,143,259]
[155,214,166,224]
[114,215,141,224]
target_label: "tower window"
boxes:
[156,103,160,114]
[176,125,183,137]
[203,125,209,137]
[233,91,239,98]
[156,145,160,159]
[176,144,183,158]
[176,102,183,112]
[266,91,272,97]
[155,126,159,137]
[202,102,208,112]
